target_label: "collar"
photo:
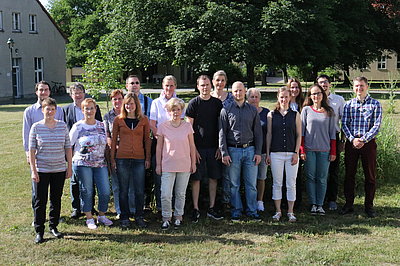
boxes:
[356,95,370,104]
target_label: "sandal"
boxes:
[272,212,282,221]
[287,212,297,222]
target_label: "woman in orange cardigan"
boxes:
[111,93,151,229]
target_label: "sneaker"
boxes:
[257,201,265,212]
[191,209,200,223]
[272,212,282,221]
[97,215,113,226]
[248,214,262,222]
[231,216,241,222]
[287,212,297,222]
[311,205,317,215]
[135,217,148,228]
[207,208,224,220]
[328,201,338,211]
[161,220,170,230]
[174,219,182,229]
[120,219,130,229]
[86,218,97,229]
[316,206,325,216]
[365,208,377,218]
[116,214,120,220]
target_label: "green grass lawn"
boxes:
[1,93,399,265]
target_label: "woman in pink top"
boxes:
[156,98,196,230]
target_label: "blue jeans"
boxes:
[110,169,136,215]
[73,165,110,213]
[116,158,145,220]
[305,151,330,206]
[227,146,258,218]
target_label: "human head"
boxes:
[274,86,291,110]
[110,89,124,111]
[41,97,58,119]
[231,81,246,102]
[287,78,302,99]
[212,70,228,91]
[165,97,185,112]
[162,75,177,100]
[353,76,369,100]
[246,88,261,108]
[41,97,57,109]
[81,98,97,119]
[69,82,85,106]
[316,74,331,95]
[35,81,51,102]
[305,84,326,105]
[126,75,141,95]
[197,75,212,97]
[120,92,143,119]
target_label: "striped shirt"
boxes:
[29,120,71,173]
[342,95,382,143]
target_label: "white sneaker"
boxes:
[272,212,282,221]
[86,218,97,229]
[287,212,297,222]
[97,215,113,226]
[257,201,265,211]
[311,205,317,215]
[316,206,326,216]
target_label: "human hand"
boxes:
[222,156,232,166]
[253,154,261,166]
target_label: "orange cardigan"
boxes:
[111,116,151,161]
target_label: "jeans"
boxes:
[161,172,190,219]
[70,171,96,212]
[222,165,231,204]
[116,158,145,220]
[270,152,298,201]
[33,172,65,233]
[110,168,135,215]
[227,146,258,217]
[305,151,330,206]
[73,165,110,213]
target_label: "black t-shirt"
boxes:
[124,118,139,130]
[186,96,223,149]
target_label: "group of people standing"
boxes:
[24,71,382,244]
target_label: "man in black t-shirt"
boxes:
[186,75,224,223]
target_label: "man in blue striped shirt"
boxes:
[340,76,382,218]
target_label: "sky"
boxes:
[39,0,50,9]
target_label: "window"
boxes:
[34,57,44,83]
[0,11,3,31]
[377,56,387,70]
[29,14,37,33]
[12,12,21,32]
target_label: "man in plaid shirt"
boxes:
[340,76,382,218]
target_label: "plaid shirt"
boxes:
[342,95,382,143]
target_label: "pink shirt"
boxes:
[157,120,194,172]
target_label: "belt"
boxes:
[228,142,254,148]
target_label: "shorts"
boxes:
[257,154,268,180]
[191,148,222,181]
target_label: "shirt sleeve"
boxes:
[361,100,382,143]
[64,123,71,149]
[219,108,229,157]
[149,99,158,121]
[29,123,37,150]
[69,123,79,149]
[22,108,31,152]
[185,98,196,118]
[300,107,307,137]
[253,111,263,155]
[341,102,353,142]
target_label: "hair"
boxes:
[162,75,177,87]
[35,81,50,91]
[213,70,228,82]
[126,75,140,83]
[110,89,124,100]
[165,98,185,112]
[119,93,143,120]
[41,97,57,109]
[353,76,369,85]
[69,82,85,95]
[304,84,334,116]
[274,86,291,111]
[197,74,211,85]
[316,74,331,83]
[246,87,261,99]
[286,77,304,111]
[81,98,97,110]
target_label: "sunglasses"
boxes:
[129,82,140,85]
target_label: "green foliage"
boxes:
[379,75,398,114]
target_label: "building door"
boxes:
[12,58,22,97]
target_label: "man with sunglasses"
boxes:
[126,75,152,117]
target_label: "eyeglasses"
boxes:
[129,82,140,85]
[311,92,323,96]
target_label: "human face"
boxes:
[278,90,290,108]
[353,80,368,100]
[71,88,85,106]
[232,83,245,102]
[42,105,56,120]
[317,77,331,95]
[124,99,136,115]
[247,91,260,108]
[36,84,50,101]
[310,86,323,105]
[126,77,141,94]
[163,79,176,99]
[111,93,123,111]
[290,82,300,98]
[82,102,96,119]
[212,75,226,91]
[197,78,212,97]
[169,105,182,121]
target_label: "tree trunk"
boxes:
[282,66,288,84]
[343,66,351,87]
[246,62,255,88]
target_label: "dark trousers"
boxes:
[33,172,66,233]
[344,139,377,210]
[326,133,341,202]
